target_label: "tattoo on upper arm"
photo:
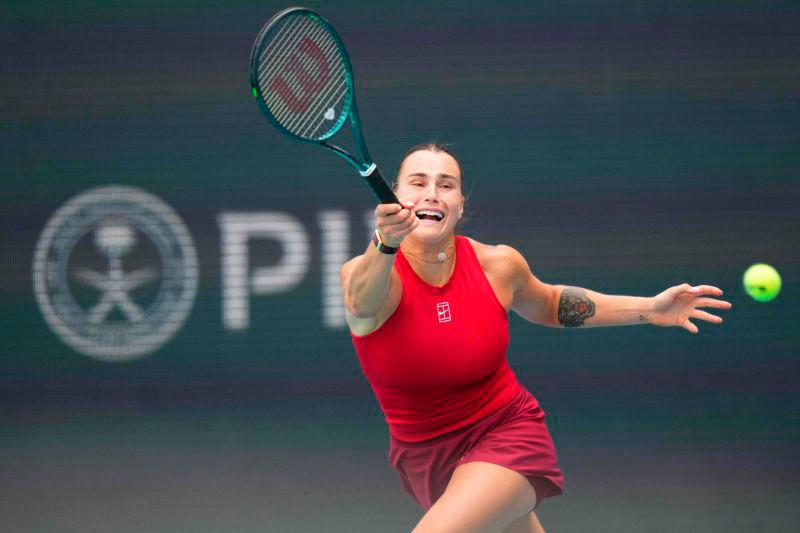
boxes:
[558,287,596,327]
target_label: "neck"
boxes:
[401,234,457,286]
[402,233,456,260]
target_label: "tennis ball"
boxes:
[743,263,781,302]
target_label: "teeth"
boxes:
[417,210,444,220]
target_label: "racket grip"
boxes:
[361,165,400,205]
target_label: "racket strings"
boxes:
[257,13,350,141]
[282,40,348,138]
[260,19,328,111]
[265,27,345,137]
[256,16,305,80]
[276,36,341,131]
[293,63,349,138]
[259,19,327,93]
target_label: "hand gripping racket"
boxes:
[249,6,399,205]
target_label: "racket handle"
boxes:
[361,164,400,205]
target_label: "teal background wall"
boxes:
[2,1,798,531]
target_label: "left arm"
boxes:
[504,247,732,332]
[552,284,732,333]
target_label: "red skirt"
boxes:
[388,386,563,511]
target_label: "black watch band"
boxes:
[372,229,398,254]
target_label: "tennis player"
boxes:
[341,143,731,533]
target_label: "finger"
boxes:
[400,212,420,234]
[673,283,693,294]
[681,319,699,334]
[695,298,733,309]
[380,208,415,227]
[684,285,702,295]
[384,208,418,233]
[691,309,723,324]
[688,285,723,296]
[389,222,417,243]
[406,215,420,233]
[383,214,415,235]
[375,203,403,217]
[674,284,702,299]
[387,200,416,220]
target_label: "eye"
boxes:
[439,183,452,189]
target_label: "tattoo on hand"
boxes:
[558,287,596,327]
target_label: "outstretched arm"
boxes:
[506,248,732,332]
[550,284,731,333]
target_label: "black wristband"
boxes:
[372,229,398,254]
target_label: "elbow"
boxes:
[343,290,374,319]
[550,284,565,328]
[346,301,378,319]
[345,299,366,318]
[342,289,361,317]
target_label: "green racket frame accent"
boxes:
[249,7,399,205]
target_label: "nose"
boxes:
[423,183,440,203]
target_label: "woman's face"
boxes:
[395,150,464,243]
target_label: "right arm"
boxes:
[340,201,418,334]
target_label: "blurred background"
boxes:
[2,1,798,531]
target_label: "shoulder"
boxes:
[464,236,527,268]
[463,237,529,287]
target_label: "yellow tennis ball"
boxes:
[743,263,781,302]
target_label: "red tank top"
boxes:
[351,235,523,442]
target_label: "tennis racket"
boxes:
[249,6,399,205]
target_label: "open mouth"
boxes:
[416,209,444,221]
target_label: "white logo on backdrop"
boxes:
[33,186,198,362]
